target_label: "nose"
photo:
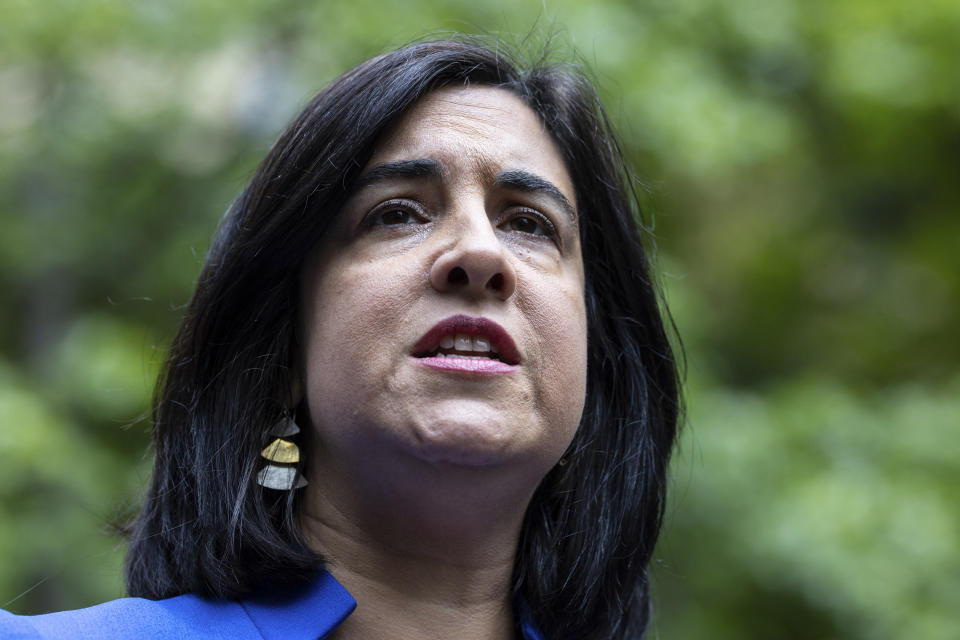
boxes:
[429,213,517,301]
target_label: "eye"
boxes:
[365,199,426,227]
[501,209,557,239]
[509,215,541,234]
[379,208,413,225]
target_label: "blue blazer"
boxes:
[0,569,545,639]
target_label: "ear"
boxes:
[286,325,305,409]
[288,370,304,409]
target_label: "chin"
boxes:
[405,413,529,468]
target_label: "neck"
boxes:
[301,454,536,640]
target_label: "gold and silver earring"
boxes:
[256,413,308,490]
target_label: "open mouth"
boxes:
[420,334,506,362]
[412,315,521,366]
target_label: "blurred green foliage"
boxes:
[1,0,957,637]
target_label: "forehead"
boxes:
[367,86,576,205]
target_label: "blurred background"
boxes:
[1,0,957,637]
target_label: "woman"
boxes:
[1,38,680,639]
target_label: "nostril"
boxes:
[487,273,503,291]
[447,267,468,285]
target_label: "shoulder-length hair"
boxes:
[125,37,680,640]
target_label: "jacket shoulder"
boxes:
[0,593,261,640]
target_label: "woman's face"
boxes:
[300,86,587,481]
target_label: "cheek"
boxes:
[300,257,417,417]
[552,296,589,425]
[522,277,588,443]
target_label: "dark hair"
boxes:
[125,38,680,639]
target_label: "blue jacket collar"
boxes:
[240,568,544,640]
[240,570,355,640]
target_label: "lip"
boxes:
[411,314,521,372]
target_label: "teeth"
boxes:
[437,353,488,359]
[431,333,500,358]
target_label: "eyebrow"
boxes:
[352,160,577,223]
[354,159,444,190]
[494,170,577,223]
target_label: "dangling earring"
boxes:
[256,413,308,490]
